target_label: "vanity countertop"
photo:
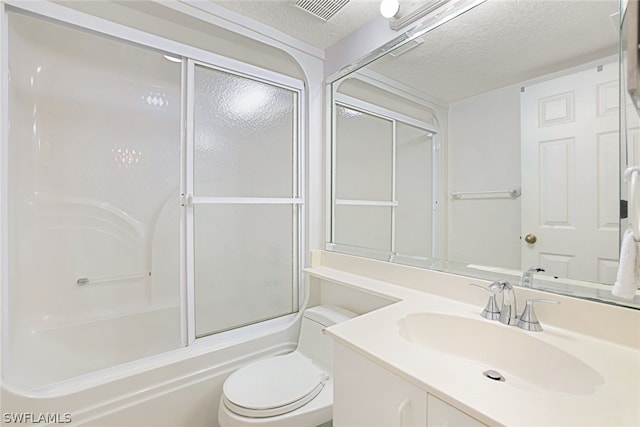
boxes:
[305,263,640,427]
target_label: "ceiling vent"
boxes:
[295,0,349,21]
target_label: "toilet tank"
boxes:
[298,305,357,373]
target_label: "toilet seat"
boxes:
[222,352,329,418]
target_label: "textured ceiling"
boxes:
[211,0,619,104]
[211,0,382,49]
[366,0,620,103]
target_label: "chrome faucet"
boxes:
[489,281,518,325]
[471,280,560,331]
[521,267,545,288]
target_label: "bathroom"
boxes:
[0,0,638,426]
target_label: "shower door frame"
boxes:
[0,0,307,380]
[328,92,441,263]
[183,58,305,344]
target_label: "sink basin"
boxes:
[398,313,604,395]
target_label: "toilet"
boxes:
[218,305,357,427]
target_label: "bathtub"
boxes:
[7,306,181,390]
[1,311,300,426]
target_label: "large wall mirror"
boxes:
[328,0,640,308]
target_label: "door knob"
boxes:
[524,233,537,244]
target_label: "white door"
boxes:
[521,62,619,283]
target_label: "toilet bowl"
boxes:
[218,305,357,427]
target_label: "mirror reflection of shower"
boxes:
[330,79,441,266]
[327,0,625,299]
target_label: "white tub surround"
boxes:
[306,251,640,427]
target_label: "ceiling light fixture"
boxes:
[380,0,400,18]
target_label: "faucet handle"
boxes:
[517,299,560,332]
[467,283,501,321]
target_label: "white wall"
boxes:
[447,84,521,268]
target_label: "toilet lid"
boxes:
[223,352,328,418]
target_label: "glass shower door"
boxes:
[5,12,182,389]
[190,63,301,339]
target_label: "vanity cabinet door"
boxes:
[427,394,487,427]
[333,343,427,427]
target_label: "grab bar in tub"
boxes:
[77,272,151,286]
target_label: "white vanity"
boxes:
[306,251,640,427]
[333,343,485,427]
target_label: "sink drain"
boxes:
[483,369,505,382]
